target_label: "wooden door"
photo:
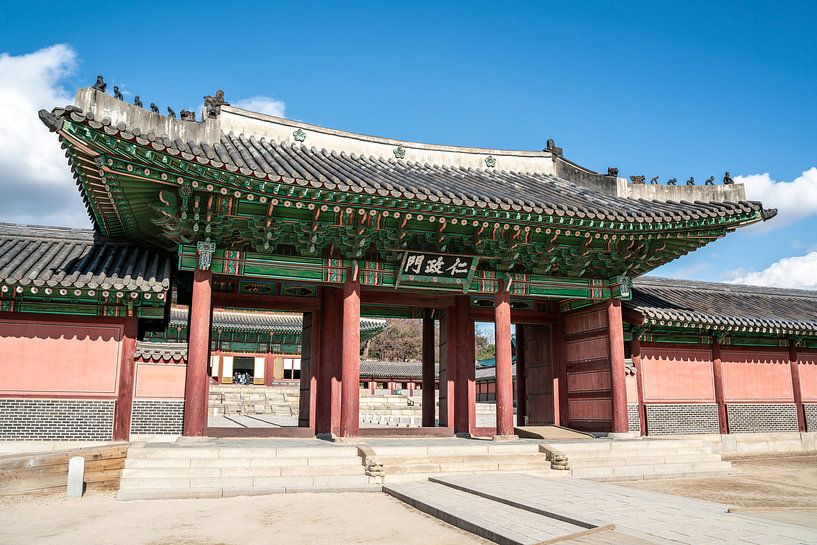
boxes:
[524,324,554,425]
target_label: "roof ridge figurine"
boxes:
[180,110,196,122]
[705,176,715,185]
[723,171,734,185]
[167,107,176,119]
[204,89,229,119]
[607,167,618,177]
[686,176,695,186]
[92,75,106,93]
[150,103,160,114]
[650,176,660,185]
[545,138,563,157]
[113,86,123,100]
[667,178,678,185]
[629,175,646,185]
[133,95,143,108]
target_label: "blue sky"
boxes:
[1,1,816,288]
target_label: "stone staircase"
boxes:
[208,384,300,417]
[550,438,732,481]
[368,440,554,483]
[118,439,377,500]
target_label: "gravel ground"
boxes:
[617,454,817,508]
[0,491,490,545]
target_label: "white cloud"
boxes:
[737,168,817,228]
[0,44,90,227]
[728,251,817,289]
[232,96,286,118]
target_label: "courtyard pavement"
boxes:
[428,473,817,544]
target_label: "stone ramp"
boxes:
[427,473,817,544]
[515,426,594,440]
[384,480,618,545]
[549,438,733,481]
[118,438,377,500]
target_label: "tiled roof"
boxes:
[359,360,430,379]
[42,104,769,226]
[475,363,517,381]
[629,277,817,336]
[0,223,171,293]
[135,341,187,362]
[168,306,387,334]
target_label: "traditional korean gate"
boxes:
[521,324,554,425]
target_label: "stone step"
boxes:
[384,481,598,545]
[567,453,723,468]
[119,473,374,495]
[122,463,365,479]
[571,460,732,481]
[378,453,548,466]
[127,445,358,459]
[371,443,541,458]
[117,483,381,501]
[561,448,714,461]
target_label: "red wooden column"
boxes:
[631,338,647,436]
[316,288,342,436]
[339,277,361,437]
[438,311,457,428]
[554,314,569,426]
[113,316,138,441]
[422,310,436,427]
[183,269,213,437]
[454,295,476,435]
[712,339,729,434]
[607,299,629,434]
[515,325,527,427]
[494,285,515,437]
[789,341,806,432]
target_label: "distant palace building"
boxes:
[0,79,813,442]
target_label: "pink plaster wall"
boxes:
[799,352,817,402]
[0,319,122,396]
[134,362,186,399]
[626,374,638,403]
[721,349,793,402]
[641,347,715,402]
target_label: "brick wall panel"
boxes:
[627,403,640,433]
[0,399,114,440]
[130,400,184,435]
[805,404,817,432]
[726,403,798,433]
[645,404,720,435]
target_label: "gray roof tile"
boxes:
[0,223,171,292]
[629,277,817,336]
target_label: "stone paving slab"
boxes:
[384,481,601,545]
[432,474,817,545]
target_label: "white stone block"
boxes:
[67,456,85,498]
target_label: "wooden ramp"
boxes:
[514,426,594,440]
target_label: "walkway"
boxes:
[385,473,817,545]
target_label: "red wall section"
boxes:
[134,362,186,399]
[641,347,715,402]
[626,374,638,403]
[721,349,793,402]
[0,318,122,396]
[799,352,817,402]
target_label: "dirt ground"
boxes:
[0,491,489,545]
[618,454,817,508]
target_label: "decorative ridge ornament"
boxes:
[92,76,107,93]
[484,156,497,168]
[204,89,229,118]
[293,128,306,142]
[113,86,124,100]
[196,240,216,270]
[393,145,406,159]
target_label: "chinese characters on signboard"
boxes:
[401,252,477,280]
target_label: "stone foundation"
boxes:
[0,398,114,440]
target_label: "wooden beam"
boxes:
[211,292,321,311]
[494,284,514,437]
[112,316,137,441]
[789,341,806,432]
[361,289,455,308]
[712,339,729,434]
[183,269,212,437]
[422,310,436,428]
[607,300,629,434]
